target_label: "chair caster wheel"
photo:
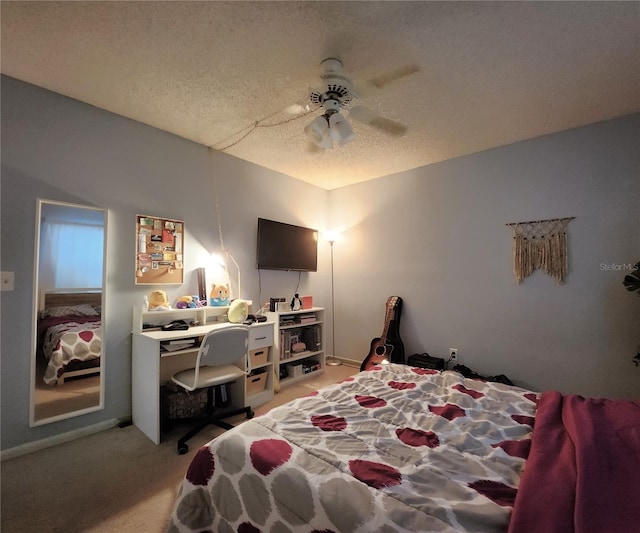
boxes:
[178,444,189,455]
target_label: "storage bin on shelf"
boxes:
[246,370,267,395]
[286,361,304,378]
[249,347,268,367]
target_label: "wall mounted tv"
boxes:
[256,218,318,272]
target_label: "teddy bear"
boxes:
[209,283,230,306]
[148,289,171,310]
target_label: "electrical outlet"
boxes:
[1,271,15,291]
[449,348,458,361]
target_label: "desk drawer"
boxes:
[249,324,273,350]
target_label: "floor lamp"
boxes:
[325,234,342,366]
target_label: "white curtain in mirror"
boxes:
[40,220,104,288]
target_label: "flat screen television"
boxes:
[256,218,318,272]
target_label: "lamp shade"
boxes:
[329,113,355,145]
[323,230,340,244]
[304,115,332,148]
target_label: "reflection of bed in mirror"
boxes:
[33,289,103,422]
[37,290,102,385]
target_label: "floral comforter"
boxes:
[42,319,102,385]
[168,364,537,533]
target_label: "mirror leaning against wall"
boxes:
[30,199,107,426]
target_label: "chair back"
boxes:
[191,325,249,386]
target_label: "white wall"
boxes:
[330,114,640,399]
[0,76,330,451]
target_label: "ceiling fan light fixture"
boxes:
[304,115,332,148]
[329,112,355,146]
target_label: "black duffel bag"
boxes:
[407,352,445,370]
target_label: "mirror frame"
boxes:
[29,199,108,427]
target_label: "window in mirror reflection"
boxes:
[40,219,104,287]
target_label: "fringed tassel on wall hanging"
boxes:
[506,217,574,284]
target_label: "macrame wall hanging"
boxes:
[506,217,575,284]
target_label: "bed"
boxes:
[168,363,640,533]
[37,290,102,385]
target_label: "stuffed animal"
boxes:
[175,296,194,309]
[228,299,249,323]
[209,283,230,306]
[148,290,170,310]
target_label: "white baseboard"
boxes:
[1,417,126,462]
[333,357,360,368]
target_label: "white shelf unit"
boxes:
[132,304,235,333]
[266,307,325,387]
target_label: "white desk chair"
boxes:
[171,325,252,454]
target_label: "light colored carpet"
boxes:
[1,364,358,533]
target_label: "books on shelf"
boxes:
[279,324,322,361]
[302,325,322,351]
[296,313,317,324]
[280,313,317,326]
[279,330,292,360]
[279,315,296,327]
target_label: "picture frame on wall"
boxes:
[135,214,184,285]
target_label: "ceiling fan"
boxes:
[290,58,418,150]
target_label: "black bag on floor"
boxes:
[407,353,445,370]
[452,364,514,386]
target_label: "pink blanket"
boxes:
[508,391,640,533]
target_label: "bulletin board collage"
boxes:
[135,215,185,284]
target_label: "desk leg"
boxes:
[132,335,161,444]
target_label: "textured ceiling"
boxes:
[2,1,639,190]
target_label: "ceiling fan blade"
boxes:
[367,64,420,89]
[284,101,312,114]
[352,64,420,98]
[349,106,407,137]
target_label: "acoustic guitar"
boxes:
[361,296,405,371]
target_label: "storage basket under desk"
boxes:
[160,385,208,423]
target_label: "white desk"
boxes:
[132,321,274,444]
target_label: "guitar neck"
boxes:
[379,299,397,343]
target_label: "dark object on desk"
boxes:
[407,353,445,370]
[244,314,268,325]
[162,320,189,331]
[269,297,286,312]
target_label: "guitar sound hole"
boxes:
[375,346,386,356]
